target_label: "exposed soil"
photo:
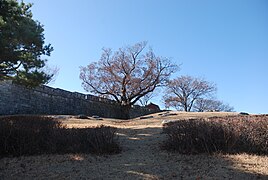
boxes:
[1,112,267,179]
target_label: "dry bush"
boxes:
[0,116,62,156]
[0,116,120,157]
[162,115,268,155]
[55,126,121,154]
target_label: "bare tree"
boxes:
[218,102,234,112]
[80,42,178,119]
[194,98,234,112]
[138,91,156,106]
[42,65,59,85]
[164,76,216,112]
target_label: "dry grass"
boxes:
[1,111,267,179]
[162,115,268,154]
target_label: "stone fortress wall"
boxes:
[0,81,159,119]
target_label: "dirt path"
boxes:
[1,112,268,179]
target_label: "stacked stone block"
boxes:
[0,81,159,118]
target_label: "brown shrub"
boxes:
[0,116,121,157]
[54,126,120,154]
[162,115,268,155]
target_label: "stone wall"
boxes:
[0,81,159,119]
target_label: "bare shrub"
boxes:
[162,115,268,155]
[56,126,120,154]
[0,116,120,157]
[0,116,62,156]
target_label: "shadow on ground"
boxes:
[0,126,267,179]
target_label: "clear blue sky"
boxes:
[25,0,268,114]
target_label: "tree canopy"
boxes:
[194,98,234,112]
[0,0,54,86]
[164,76,217,112]
[80,42,178,119]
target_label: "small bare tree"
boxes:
[138,91,157,106]
[80,42,178,119]
[194,98,234,112]
[164,76,216,112]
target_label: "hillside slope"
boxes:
[1,111,267,179]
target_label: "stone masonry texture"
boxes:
[0,81,158,119]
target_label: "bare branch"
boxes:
[163,76,217,112]
[80,42,178,113]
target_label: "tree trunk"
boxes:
[184,102,188,112]
[120,105,131,120]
